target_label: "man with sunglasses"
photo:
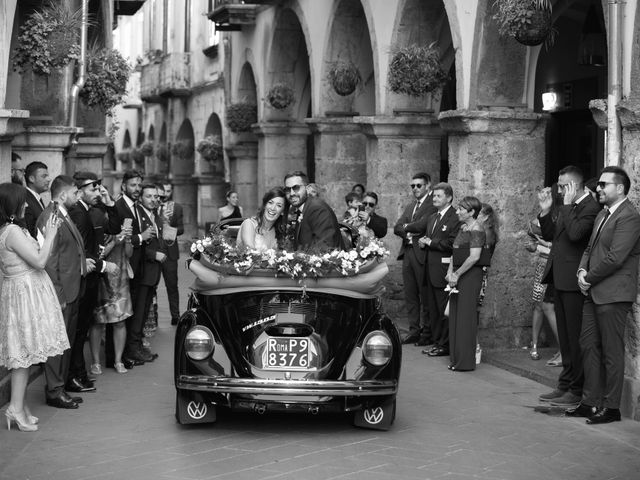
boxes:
[66,172,121,394]
[574,167,640,424]
[394,172,436,345]
[284,171,343,251]
[536,165,599,410]
[360,192,387,239]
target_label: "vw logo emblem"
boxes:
[363,407,384,425]
[187,401,207,419]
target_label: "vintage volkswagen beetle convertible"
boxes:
[175,221,401,430]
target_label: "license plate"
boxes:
[265,337,310,369]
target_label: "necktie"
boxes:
[39,198,45,210]
[432,213,441,234]
[593,209,610,244]
[411,200,421,221]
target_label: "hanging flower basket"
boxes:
[172,139,194,159]
[388,43,448,98]
[226,103,257,132]
[493,0,556,48]
[140,141,155,157]
[265,83,295,110]
[80,46,132,117]
[12,1,82,75]
[130,147,145,164]
[116,151,131,164]
[196,135,223,162]
[327,61,361,96]
[155,144,170,162]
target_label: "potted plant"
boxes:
[388,43,448,98]
[226,103,257,132]
[265,83,295,110]
[130,147,145,164]
[12,1,82,75]
[156,144,170,162]
[171,139,195,159]
[116,151,131,164]
[140,141,155,157]
[327,61,361,96]
[80,45,132,116]
[493,0,556,48]
[197,136,223,162]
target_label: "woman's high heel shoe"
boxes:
[530,344,540,360]
[5,407,38,432]
[23,405,38,425]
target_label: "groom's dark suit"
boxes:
[37,204,86,404]
[579,199,640,409]
[294,197,343,251]
[539,194,599,397]
[423,206,461,350]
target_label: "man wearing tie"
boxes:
[37,176,96,409]
[417,183,461,356]
[24,161,50,239]
[124,184,167,364]
[575,166,640,424]
[393,173,437,345]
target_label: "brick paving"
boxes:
[2,257,640,480]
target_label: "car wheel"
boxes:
[352,397,396,431]
[175,389,217,425]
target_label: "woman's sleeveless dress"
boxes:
[220,205,242,222]
[236,218,277,251]
[0,224,69,369]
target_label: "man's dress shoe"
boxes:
[126,349,154,363]
[142,347,159,361]
[586,407,621,424]
[66,394,83,404]
[401,334,420,345]
[414,338,433,347]
[427,346,449,357]
[66,377,96,393]
[421,346,436,355]
[46,392,79,409]
[565,403,596,418]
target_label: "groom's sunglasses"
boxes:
[284,184,305,194]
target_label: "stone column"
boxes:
[439,108,547,349]
[226,133,258,217]
[65,135,110,176]
[171,175,199,240]
[12,125,82,204]
[197,175,229,233]
[0,109,29,183]
[253,121,309,198]
[306,117,367,211]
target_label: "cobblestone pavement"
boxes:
[2,257,640,480]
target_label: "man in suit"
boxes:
[159,181,184,326]
[574,166,640,424]
[284,171,343,251]
[11,152,25,186]
[125,184,167,363]
[359,191,387,239]
[417,183,461,356]
[393,172,437,345]
[37,176,95,409]
[24,161,50,239]
[67,172,121,393]
[537,166,600,408]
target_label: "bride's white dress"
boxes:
[236,217,277,251]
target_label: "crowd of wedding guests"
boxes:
[0,160,182,431]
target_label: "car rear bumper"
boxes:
[177,375,398,396]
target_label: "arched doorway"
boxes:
[534,0,607,183]
[203,113,224,177]
[173,119,195,177]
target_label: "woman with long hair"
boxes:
[218,190,243,221]
[0,183,68,432]
[236,187,289,251]
[446,196,486,372]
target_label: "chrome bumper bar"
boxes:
[177,375,398,396]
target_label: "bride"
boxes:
[236,187,288,251]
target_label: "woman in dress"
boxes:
[0,183,68,432]
[476,203,499,309]
[218,190,243,221]
[90,223,133,375]
[446,196,486,372]
[237,187,288,251]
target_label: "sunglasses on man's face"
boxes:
[284,184,305,194]
[410,183,425,189]
[362,201,376,207]
[80,180,102,189]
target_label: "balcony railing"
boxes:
[209,0,259,31]
[140,53,191,103]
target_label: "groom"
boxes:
[283,171,343,251]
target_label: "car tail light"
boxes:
[362,331,392,366]
[185,326,214,360]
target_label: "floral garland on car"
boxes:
[190,234,389,280]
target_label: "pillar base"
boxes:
[226,138,258,216]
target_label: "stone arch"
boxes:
[173,119,195,177]
[265,8,311,122]
[388,0,455,114]
[202,113,224,176]
[237,62,258,105]
[320,0,375,115]
[147,125,155,141]
[159,122,167,142]
[122,129,132,150]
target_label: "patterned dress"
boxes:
[0,224,69,369]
